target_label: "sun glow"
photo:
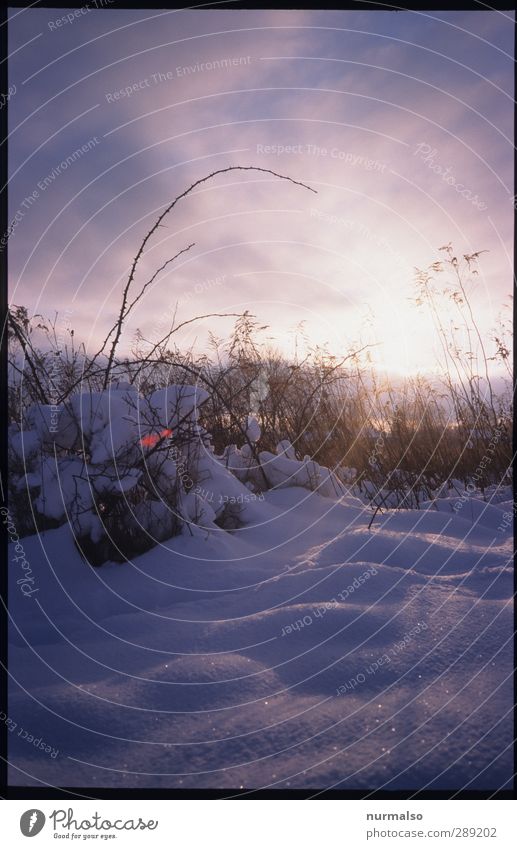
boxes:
[367,298,437,376]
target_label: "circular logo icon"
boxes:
[20,810,46,837]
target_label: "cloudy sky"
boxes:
[8,6,514,374]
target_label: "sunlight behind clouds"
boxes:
[8,8,513,376]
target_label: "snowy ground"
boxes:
[8,487,513,790]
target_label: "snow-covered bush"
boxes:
[259,443,347,498]
[11,383,205,563]
[10,381,357,564]
[221,435,346,500]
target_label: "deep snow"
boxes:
[8,486,513,790]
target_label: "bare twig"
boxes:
[99,166,316,389]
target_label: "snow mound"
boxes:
[9,482,512,790]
